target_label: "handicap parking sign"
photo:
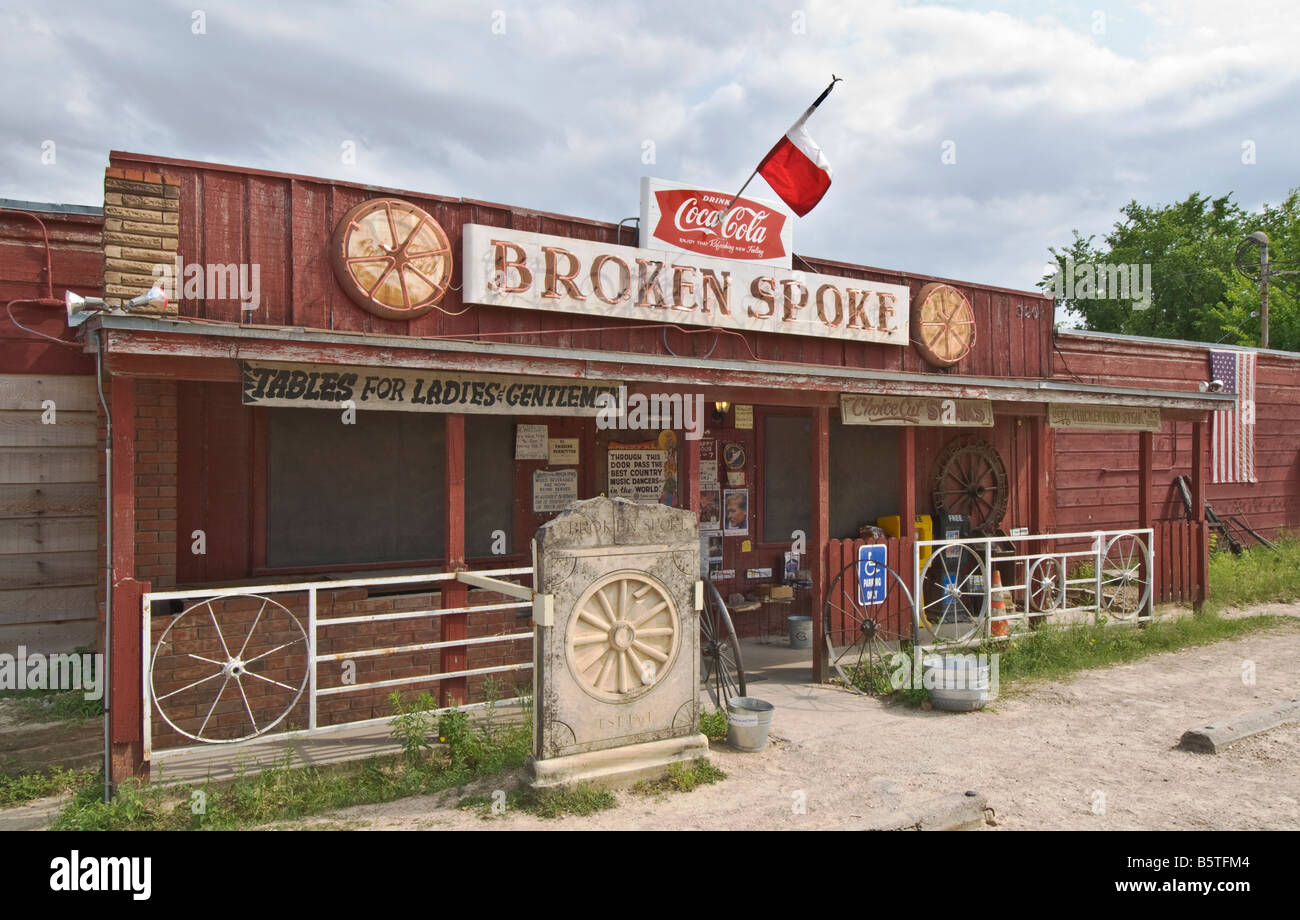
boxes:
[857,544,887,606]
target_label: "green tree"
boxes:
[1041,190,1300,350]
[1206,191,1300,351]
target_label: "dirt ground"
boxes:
[284,603,1300,831]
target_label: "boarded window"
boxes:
[465,415,515,557]
[762,414,811,542]
[830,420,899,538]
[267,409,445,567]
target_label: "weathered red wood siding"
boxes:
[1053,333,1300,538]
[109,151,1056,382]
[0,207,101,375]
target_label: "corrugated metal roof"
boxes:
[0,198,103,216]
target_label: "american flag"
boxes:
[1210,349,1256,484]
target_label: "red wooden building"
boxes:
[3,150,1295,785]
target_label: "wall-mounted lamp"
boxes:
[712,400,729,425]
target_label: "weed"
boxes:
[52,691,534,831]
[632,759,725,796]
[0,765,98,807]
[1207,533,1300,611]
[512,782,615,819]
[699,707,728,741]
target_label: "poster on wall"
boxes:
[699,532,723,575]
[532,469,578,513]
[608,449,667,504]
[723,489,749,536]
[515,424,548,460]
[698,489,721,530]
[548,438,579,465]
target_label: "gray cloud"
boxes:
[2,0,1296,291]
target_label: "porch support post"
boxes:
[899,427,917,534]
[1191,420,1209,607]
[440,413,468,707]
[1138,431,1154,529]
[810,406,830,683]
[1030,416,1053,534]
[108,375,145,785]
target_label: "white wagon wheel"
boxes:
[1027,556,1066,613]
[920,543,988,645]
[150,594,310,743]
[1099,533,1150,621]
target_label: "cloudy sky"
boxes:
[2,0,1296,291]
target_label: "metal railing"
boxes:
[911,528,1154,647]
[141,565,534,760]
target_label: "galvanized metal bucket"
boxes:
[726,696,775,751]
[923,654,991,711]
[787,616,813,649]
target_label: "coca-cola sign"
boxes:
[639,177,793,268]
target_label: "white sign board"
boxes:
[533,469,578,513]
[462,224,909,347]
[515,424,548,460]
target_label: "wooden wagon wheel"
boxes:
[931,436,1009,535]
[330,197,453,321]
[912,282,976,368]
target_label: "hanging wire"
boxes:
[5,300,84,349]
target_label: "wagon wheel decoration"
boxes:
[150,595,310,744]
[330,197,453,321]
[566,571,681,704]
[823,556,915,694]
[931,436,1009,535]
[1026,556,1066,614]
[912,282,976,368]
[919,543,988,645]
[700,581,746,709]
[1099,532,1151,621]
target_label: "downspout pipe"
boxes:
[93,328,112,803]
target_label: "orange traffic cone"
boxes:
[990,570,1009,637]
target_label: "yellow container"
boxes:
[876,514,933,567]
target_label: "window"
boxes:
[266,409,445,567]
[762,414,811,543]
[830,420,899,538]
[465,415,515,557]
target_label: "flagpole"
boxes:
[712,75,842,230]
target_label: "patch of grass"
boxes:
[52,689,533,831]
[514,782,615,819]
[983,611,1287,689]
[699,707,728,741]
[1207,533,1300,611]
[0,765,98,807]
[632,759,725,796]
[0,688,104,725]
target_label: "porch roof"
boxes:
[88,313,1236,413]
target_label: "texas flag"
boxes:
[756,82,838,216]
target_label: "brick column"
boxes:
[103,168,180,314]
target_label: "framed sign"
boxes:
[857,544,887,606]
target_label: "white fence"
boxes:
[141,566,534,760]
[911,528,1154,646]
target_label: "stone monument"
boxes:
[527,496,709,789]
